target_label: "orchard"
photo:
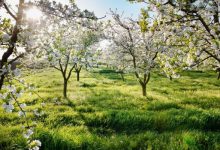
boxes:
[0,0,219,149]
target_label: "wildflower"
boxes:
[7,85,16,94]
[33,109,44,117]
[0,93,7,99]
[13,68,21,77]
[29,140,41,150]
[18,111,25,117]
[2,33,10,42]
[20,103,27,109]
[2,103,14,112]
[41,102,46,107]
[23,129,33,139]
[0,67,7,75]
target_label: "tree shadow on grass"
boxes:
[181,70,217,79]
[83,106,220,136]
[96,69,124,81]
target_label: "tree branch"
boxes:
[3,3,17,20]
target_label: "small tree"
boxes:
[73,29,100,81]
[106,11,165,96]
[42,23,76,98]
[39,18,100,97]
[102,43,129,81]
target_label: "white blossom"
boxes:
[29,140,41,150]
[13,68,21,77]
[18,111,25,117]
[2,103,14,113]
[0,68,7,76]
[20,103,27,109]
[2,33,10,42]
[23,129,34,139]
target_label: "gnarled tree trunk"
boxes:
[0,1,24,90]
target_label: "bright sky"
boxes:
[60,0,145,19]
[0,0,145,20]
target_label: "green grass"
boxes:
[0,68,220,150]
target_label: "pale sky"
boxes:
[0,0,145,19]
[60,0,145,19]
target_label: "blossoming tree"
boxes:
[38,16,100,97]
[105,11,167,96]
[129,0,220,78]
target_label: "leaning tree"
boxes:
[0,0,28,89]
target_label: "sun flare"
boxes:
[25,7,42,20]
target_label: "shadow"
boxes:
[181,70,216,79]
[83,106,220,135]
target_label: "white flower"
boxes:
[23,129,33,139]
[195,50,201,56]
[20,103,26,109]
[2,33,10,42]
[33,109,40,116]
[13,68,21,77]
[172,74,180,79]
[26,40,35,47]
[0,93,7,99]
[29,140,41,150]
[16,92,22,98]
[34,140,41,146]
[18,111,25,117]
[41,102,46,107]
[189,42,194,49]
[20,79,25,84]
[0,68,7,76]
[33,109,44,116]
[30,146,39,150]
[215,50,220,55]
[210,29,215,35]
[2,103,14,113]
[7,85,16,94]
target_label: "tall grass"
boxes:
[0,68,219,149]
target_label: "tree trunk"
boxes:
[0,75,5,90]
[0,1,24,90]
[120,72,125,81]
[63,79,68,98]
[169,76,173,81]
[141,84,147,96]
[76,71,80,81]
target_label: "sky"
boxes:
[60,0,145,19]
[0,0,145,20]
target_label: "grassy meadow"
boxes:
[0,68,220,150]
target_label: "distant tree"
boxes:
[101,42,129,81]
[73,29,100,81]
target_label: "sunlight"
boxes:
[25,7,42,20]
